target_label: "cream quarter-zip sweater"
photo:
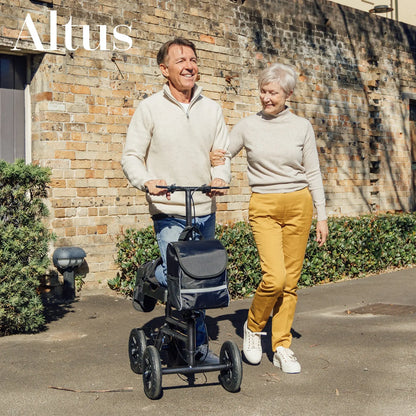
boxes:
[229,108,327,221]
[122,84,231,217]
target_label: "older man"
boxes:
[122,38,230,363]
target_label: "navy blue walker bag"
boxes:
[166,238,229,311]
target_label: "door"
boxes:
[0,54,26,163]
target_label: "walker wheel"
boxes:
[128,328,147,374]
[143,345,162,400]
[219,340,242,393]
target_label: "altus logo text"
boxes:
[13,11,132,52]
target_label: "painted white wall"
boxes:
[329,0,416,26]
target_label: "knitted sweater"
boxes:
[121,84,231,217]
[229,108,327,221]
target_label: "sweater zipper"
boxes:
[163,86,199,120]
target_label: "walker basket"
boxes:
[166,239,229,311]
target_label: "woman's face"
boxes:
[260,81,292,116]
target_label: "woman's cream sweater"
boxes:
[229,108,327,221]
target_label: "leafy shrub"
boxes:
[301,213,416,286]
[0,160,54,336]
[108,227,160,296]
[110,213,416,299]
[216,222,261,298]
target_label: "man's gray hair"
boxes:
[258,63,297,94]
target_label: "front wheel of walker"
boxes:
[142,345,162,400]
[219,340,243,393]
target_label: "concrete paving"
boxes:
[1,268,415,416]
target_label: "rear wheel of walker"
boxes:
[219,340,242,393]
[128,328,147,374]
[143,345,162,400]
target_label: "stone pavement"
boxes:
[1,269,415,416]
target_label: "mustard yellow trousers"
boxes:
[247,188,313,351]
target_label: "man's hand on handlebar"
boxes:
[146,180,228,199]
[207,178,228,197]
[144,179,171,200]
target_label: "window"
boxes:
[0,54,27,163]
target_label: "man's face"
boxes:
[160,45,198,98]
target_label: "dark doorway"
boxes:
[0,54,26,163]
[410,99,416,210]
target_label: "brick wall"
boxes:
[1,0,416,288]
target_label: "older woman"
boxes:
[212,63,328,373]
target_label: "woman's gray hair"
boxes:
[258,63,297,94]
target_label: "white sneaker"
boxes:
[195,344,219,365]
[243,320,266,364]
[273,346,301,373]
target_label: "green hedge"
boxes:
[109,212,416,299]
[109,227,160,296]
[302,213,416,285]
[0,160,54,336]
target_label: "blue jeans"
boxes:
[153,213,216,347]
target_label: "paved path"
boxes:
[1,269,415,415]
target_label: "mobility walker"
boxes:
[128,185,242,400]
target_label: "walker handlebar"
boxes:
[155,184,229,227]
[156,184,229,194]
